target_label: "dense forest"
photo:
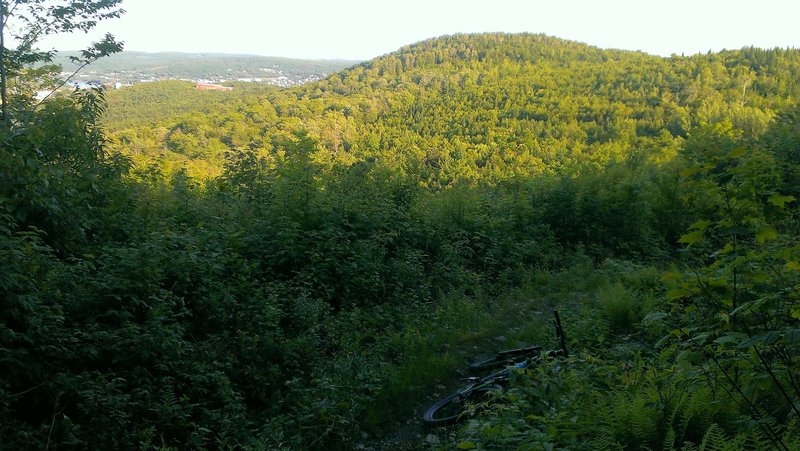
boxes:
[2,31,800,449]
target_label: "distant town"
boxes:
[47,51,358,94]
[67,66,329,89]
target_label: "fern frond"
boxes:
[630,397,658,446]
[735,429,773,451]
[663,427,676,451]
[160,381,178,407]
[698,424,727,451]
[592,428,624,451]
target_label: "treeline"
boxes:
[1,34,799,449]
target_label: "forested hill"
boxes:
[3,33,800,449]
[105,33,800,184]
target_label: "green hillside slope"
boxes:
[104,33,800,184]
[2,33,799,449]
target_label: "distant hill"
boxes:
[55,51,359,87]
[103,33,800,183]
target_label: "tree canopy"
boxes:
[1,32,799,449]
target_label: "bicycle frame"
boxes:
[423,310,569,426]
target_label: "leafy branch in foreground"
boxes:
[662,136,799,449]
[0,0,125,127]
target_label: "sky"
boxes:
[39,0,800,61]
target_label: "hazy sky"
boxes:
[40,0,800,61]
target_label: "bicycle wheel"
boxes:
[423,393,468,426]
[422,386,499,426]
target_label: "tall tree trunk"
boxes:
[0,2,8,127]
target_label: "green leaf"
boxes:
[738,335,764,348]
[713,243,734,256]
[728,146,747,158]
[691,332,712,344]
[730,298,767,317]
[763,331,781,345]
[786,261,800,271]
[756,227,778,244]
[680,165,705,177]
[689,219,712,231]
[676,350,699,368]
[739,331,781,349]
[678,230,704,246]
[643,312,668,322]
[714,332,747,346]
[666,287,691,301]
[782,329,800,345]
[457,442,477,449]
[768,194,796,208]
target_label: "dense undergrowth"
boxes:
[445,260,800,450]
[2,34,799,449]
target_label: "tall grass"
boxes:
[598,282,638,333]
